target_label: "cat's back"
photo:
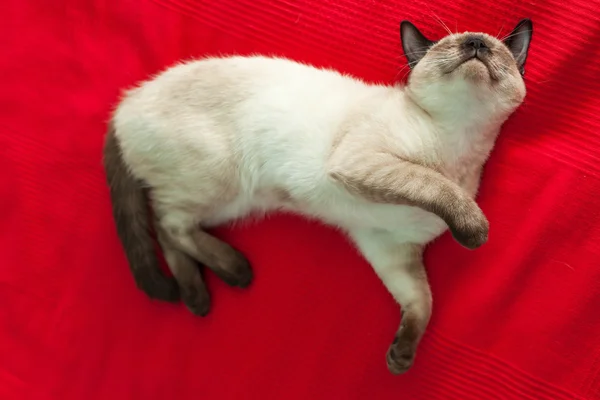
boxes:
[113,55,374,179]
[119,55,355,111]
[112,55,364,151]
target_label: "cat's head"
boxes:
[400,19,533,121]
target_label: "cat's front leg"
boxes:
[349,228,431,374]
[329,150,489,250]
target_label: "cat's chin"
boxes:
[456,59,492,83]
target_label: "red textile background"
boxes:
[2,1,600,399]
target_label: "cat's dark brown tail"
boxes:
[103,122,179,301]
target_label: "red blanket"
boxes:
[2,1,600,399]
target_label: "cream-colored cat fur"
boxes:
[104,19,533,374]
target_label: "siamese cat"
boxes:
[104,19,533,374]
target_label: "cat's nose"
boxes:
[464,37,487,50]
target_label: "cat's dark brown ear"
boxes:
[400,21,436,68]
[503,18,533,75]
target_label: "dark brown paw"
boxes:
[183,293,211,316]
[134,269,180,302]
[214,251,253,288]
[450,206,489,250]
[386,335,417,375]
[181,282,211,317]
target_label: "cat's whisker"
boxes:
[402,49,450,57]
[400,65,413,81]
[495,22,505,40]
[424,4,453,36]
[524,78,551,85]
[499,29,532,42]
[431,52,463,65]
[434,15,453,36]
[395,64,411,79]
[396,56,425,77]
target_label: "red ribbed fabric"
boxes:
[1,1,600,399]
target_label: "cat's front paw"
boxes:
[449,205,489,250]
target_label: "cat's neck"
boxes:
[403,84,506,135]
[400,85,506,168]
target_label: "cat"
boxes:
[103,19,533,374]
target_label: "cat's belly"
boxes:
[201,187,294,227]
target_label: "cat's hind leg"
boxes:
[182,227,253,288]
[156,209,253,289]
[155,220,211,316]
